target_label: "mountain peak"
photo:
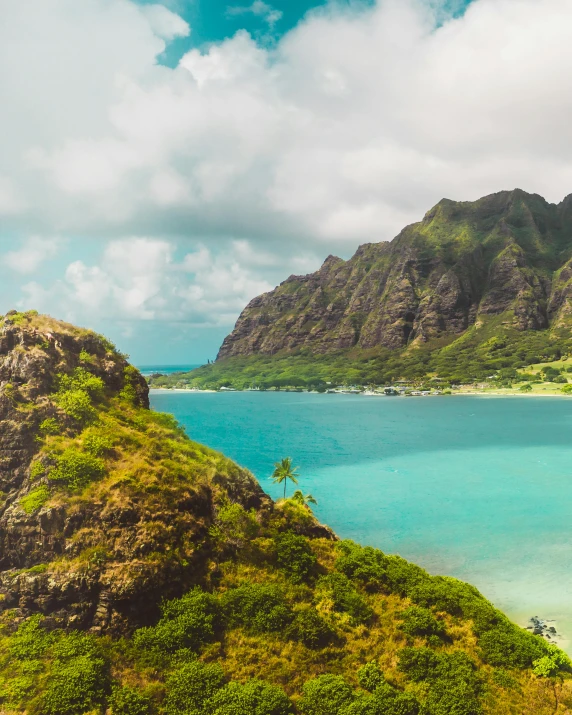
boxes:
[218,189,572,360]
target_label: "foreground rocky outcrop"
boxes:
[218,189,572,359]
[0,311,336,634]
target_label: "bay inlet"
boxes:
[150,390,572,650]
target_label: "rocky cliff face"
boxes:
[218,190,572,358]
[0,311,295,633]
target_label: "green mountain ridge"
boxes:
[1,310,572,715]
[164,190,572,389]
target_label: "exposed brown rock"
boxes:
[218,189,572,359]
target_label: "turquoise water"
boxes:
[149,391,572,644]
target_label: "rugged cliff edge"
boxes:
[0,310,286,633]
[1,311,572,715]
[218,190,572,359]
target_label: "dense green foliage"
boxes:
[40,634,109,715]
[2,533,567,714]
[133,589,223,655]
[275,532,318,584]
[150,322,572,390]
[221,583,292,634]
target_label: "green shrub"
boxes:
[477,622,546,668]
[335,541,389,592]
[407,576,468,615]
[164,661,225,714]
[10,615,53,660]
[134,588,222,655]
[56,367,104,398]
[341,684,420,715]
[109,685,152,715]
[19,484,50,514]
[274,532,317,584]
[532,643,571,677]
[209,502,259,550]
[119,365,140,404]
[316,573,373,625]
[49,448,106,491]
[384,555,427,596]
[39,633,109,715]
[221,583,292,634]
[38,418,59,436]
[205,679,293,715]
[492,669,517,689]
[288,607,336,648]
[397,647,440,682]
[298,675,355,715]
[423,681,482,715]
[83,432,113,457]
[30,460,46,479]
[54,389,96,423]
[356,661,384,692]
[398,649,482,715]
[400,606,445,639]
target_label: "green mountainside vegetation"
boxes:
[2,312,572,714]
[153,190,572,391]
[149,320,572,390]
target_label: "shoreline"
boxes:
[149,387,571,398]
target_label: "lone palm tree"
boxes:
[271,457,299,499]
[291,490,317,507]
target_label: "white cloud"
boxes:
[17,238,281,327]
[6,0,572,249]
[5,0,572,332]
[4,237,61,274]
[139,3,190,40]
[227,1,283,29]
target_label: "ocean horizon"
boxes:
[137,364,202,377]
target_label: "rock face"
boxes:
[0,312,295,633]
[218,190,572,358]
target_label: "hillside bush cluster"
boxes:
[274,532,318,583]
[315,573,373,625]
[335,541,555,669]
[298,669,420,715]
[1,525,570,715]
[398,648,482,715]
[53,367,105,424]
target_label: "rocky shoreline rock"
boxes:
[525,616,563,643]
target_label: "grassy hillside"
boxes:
[3,520,572,714]
[1,312,572,714]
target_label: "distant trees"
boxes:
[271,457,299,499]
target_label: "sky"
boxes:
[2,0,572,364]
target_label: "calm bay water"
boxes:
[149,391,572,644]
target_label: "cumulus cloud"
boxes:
[5,0,572,336]
[4,237,61,274]
[17,238,280,327]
